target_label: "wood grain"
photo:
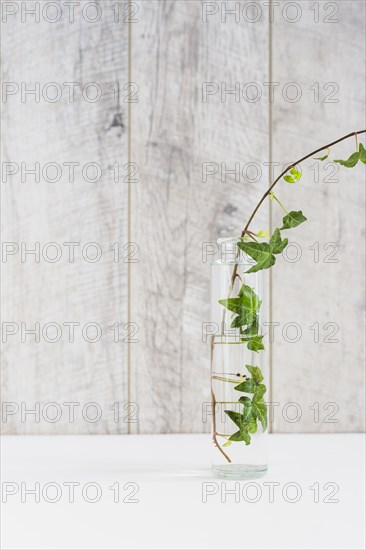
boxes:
[1,2,129,434]
[271,0,366,432]
[1,0,364,435]
[130,0,269,433]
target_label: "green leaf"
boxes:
[269,228,288,254]
[225,410,252,445]
[238,396,252,406]
[230,313,247,329]
[238,241,275,273]
[242,335,265,352]
[238,229,288,274]
[226,365,268,444]
[269,192,275,201]
[290,167,302,180]
[219,284,261,330]
[219,285,264,353]
[238,284,262,311]
[217,298,239,313]
[253,383,267,401]
[252,401,268,431]
[235,366,266,392]
[246,365,264,384]
[235,379,256,393]
[222,440,232,447]
[334,151,360,168]
[242,400,254,423]
[229,430,251,445]
[359,143,366,164]
[257,229,269,239]
[225,410,244,428]
[283,167,301,184]
[281,211,307,230]
[314,147,330,161]
[240,317,259,337]
[248,418,258,434]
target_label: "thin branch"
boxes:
[241,129,366,237]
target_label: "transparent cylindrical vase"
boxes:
[210,237,269,479]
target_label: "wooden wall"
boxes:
[271,0,366,432]
[1,2,129,433]
[1,0,365,434]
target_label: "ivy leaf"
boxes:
[238,229,288,273]
[290,167,302,180]
[239,396,253,423]
[269,228,288,254]
[227,365,268,442]
[334,151,360,168]
[219,284,261,330]
[333,142,366,166]
[238,395,252,407]
[252,401,268,431]
[235,366,266,396]
[225,410,251,445]
[229,430,251,444]
[283,167,301,184]
[237,241,275,273]
[225,410,243,428]
[241,317,259,337]
[240,399,260,434]
[314,147,330,161]
[281,211,307,230]
[217,298,240,313]
[242,334,265,352]
[253,383,267,401]
[222,440,232,447]
[230,314,247,329]
[246,365,264,384]
[359,143,366,164]
[257,229,269,239]
[218,301,253,328]
[248,418,258,434]
[235,379,256,393]
[238,395,252,406]
[219,285,264,353]
[238,284,262,311]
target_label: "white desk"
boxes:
[1,434,364,549]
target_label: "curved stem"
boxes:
[212,375,246,383]
[272,194,288,214]
[241,129,366,237]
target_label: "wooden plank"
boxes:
[3,0,361,437]
[1,2,129,434]
[271,0,366,432]
[130,0,269,433]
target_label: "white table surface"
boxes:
[1,434,365,550]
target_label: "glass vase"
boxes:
[210,237,269,479]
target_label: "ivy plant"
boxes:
[212,130,366,463]
[222,365,268,447]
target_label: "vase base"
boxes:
[212,464,268,480]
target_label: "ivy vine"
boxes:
[212,130,366,463]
